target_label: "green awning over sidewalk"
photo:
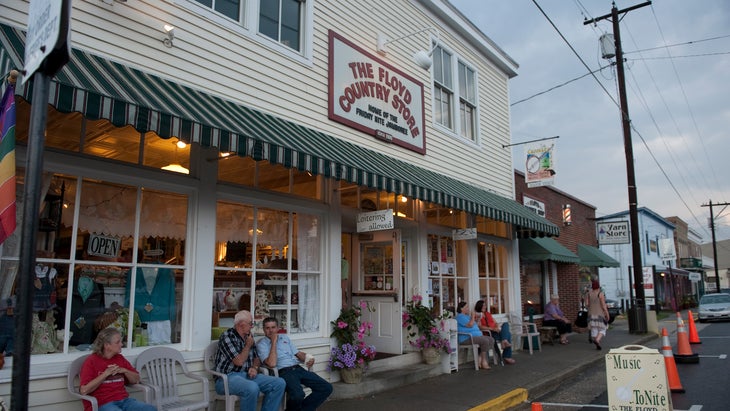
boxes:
[0,22,558,236]
[577,244,620,267]
[519,237,580,263]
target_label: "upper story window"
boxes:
[194,0,245,21]
[432,45,479,143]
[259,0,304,51]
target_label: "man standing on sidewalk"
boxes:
[258,317,333,411]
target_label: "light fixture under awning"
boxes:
[577,244,620,267]
[0,23,558,237]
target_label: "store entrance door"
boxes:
[352,230,402,354]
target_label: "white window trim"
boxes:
[176,0,314,65]
[431,42,481,147]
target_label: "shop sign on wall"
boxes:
[597,221,631,245]
[605,345,672,411]
[328,30,426,154]
[87,234,120,259]
[452,228,477,241]
[642,266,655,306]
[357,209,394,233]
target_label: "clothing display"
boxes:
[126,267,176,344]
[33,265,57,311]
[70,277,106,345]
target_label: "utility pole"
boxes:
[702,200,729,293]
[585,1,651,333]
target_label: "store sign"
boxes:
[523,195,546,217]
[658,238,676,261]
[452,228,477,241]
[642,266,655,306]
[606,345,672,411]
[328,30,426,154]
[597,221,630,245]
[356,209,394,233]
[524,142,556,188]
[87,234,120,259]
[688,272,701,282]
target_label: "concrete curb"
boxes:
[468,388,528,411]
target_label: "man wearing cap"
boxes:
[543,294,572,344]
[214,310,285,411]
[258,317,332,411]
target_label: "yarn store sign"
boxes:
[87,234,121,259]
[328,30,426,154]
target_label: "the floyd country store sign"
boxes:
[328,31,426,154]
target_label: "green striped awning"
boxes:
[519,237,580,264]
[577,244,620,267]
[0,22,558,236]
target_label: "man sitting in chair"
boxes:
[214,310,286,411]
[257,317,333,411]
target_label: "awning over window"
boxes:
[0,23,558,236]
[519,237,580,264]
[577,244,620,267]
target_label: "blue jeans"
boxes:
[490,323,513,358]
[99,398,156,411]
[278,366,333,411]
[216,371,285,411]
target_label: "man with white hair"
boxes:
[214,310,285,411]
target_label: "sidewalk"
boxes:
[319,313,674,411]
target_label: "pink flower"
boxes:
[413,294,423,302]
[359,300,368,309]
[337,321,348,329]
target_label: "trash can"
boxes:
[628,304,647,334]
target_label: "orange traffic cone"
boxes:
[687,311,701,344]
[531,402,543,411]
[661,327,685,393]
[674,312,699,364]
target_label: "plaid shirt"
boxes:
[214,328,257,376]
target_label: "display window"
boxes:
[213,201,321,335]
[0,172,188,355]
[427,234,468,315]
[477,242,510,314]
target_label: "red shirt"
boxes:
[479,312,498,330]
[79,353,137,411]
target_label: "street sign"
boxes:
[689,272,701,282]
[23,0,72,83]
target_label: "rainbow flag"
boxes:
[0,81,16,244]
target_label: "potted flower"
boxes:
[403,295,452,364]
[328,301,377,383]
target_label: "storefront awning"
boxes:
[0,23,558,236]
[519,237,580,263]
[577,244,620,267]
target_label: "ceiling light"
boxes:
[161,163,189,174]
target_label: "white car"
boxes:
[698,293,730,323]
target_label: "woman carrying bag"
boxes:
[585,280,610,350]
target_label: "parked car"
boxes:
[698,293,730,323]
[605,299,621,324]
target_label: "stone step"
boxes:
[330,359,444,400]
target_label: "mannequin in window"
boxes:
[126,266,176,345]
[70,276,106,346]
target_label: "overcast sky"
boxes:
[449,0,730,245]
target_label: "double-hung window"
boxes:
[433,45,479,143]
[259,0,304,52]
[194,0,245,22]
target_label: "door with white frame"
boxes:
[352,229,402,354]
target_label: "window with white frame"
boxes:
[433,45,479,142]
[193,0,246,22]
[259,0,305,52]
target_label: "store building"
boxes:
[0,1,559,408]
[596,208,693,311]
[514,171,618,324]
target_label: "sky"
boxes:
[449,0,730,244]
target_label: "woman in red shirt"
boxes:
[474,300,516,364]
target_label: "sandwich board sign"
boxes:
[606,345,672,411]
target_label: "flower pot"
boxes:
[422,347,440,364]
[340,365,363,384]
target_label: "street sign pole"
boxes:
[11,1,71,409]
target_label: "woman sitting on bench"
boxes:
[543,294,572,344]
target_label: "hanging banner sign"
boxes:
[357,209,394,233]
[524,142,555,187]
[452,228,477,241]
[597,221,631,245]
[658,238,677,261]
[328,30,426,154]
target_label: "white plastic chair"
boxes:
[509,312,541,354]
[456,332,499,369]
[204,341,238,411]
[67,354,148,411]
[135,346,210,411]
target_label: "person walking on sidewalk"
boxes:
[456,302,495,370]
[474,300,515,364]
[586,280,610,350]
[543,295,572,344]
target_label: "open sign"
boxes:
[87,234,121,259]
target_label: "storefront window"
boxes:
[0,172,187,355]
[477,242,510,314]
[522,262,544,316]
[427,234,468,315]
[214,201,321,335]
[218,157,322,201]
